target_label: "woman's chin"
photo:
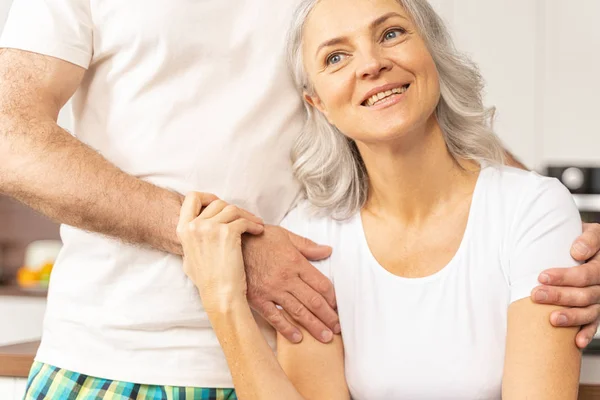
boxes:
[350,125,415,144]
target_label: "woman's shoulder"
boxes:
[481,164,580,236]
[482,164,573,206]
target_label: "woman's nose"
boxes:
[356,50,393,79]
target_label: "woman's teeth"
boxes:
[364,85,409,107]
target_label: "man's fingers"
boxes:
[279,293,333,343]
[538,262,600,287]
[286,230,332,261]
[576,320,600,349]
[299,268,337,310]
[571,223,600,261]
[288,279,340,333]
[177,192,218,229]
[258,301,303,344]
[531,285,600,307]
[549,304,600,328]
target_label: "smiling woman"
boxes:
[177,0,583,399]
[287,0,505,219]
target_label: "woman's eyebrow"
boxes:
[315,37,349,58]
[314,12,408,57]
[369,11,407,31]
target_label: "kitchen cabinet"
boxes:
[0,377,27,400]
[0,296,46,347]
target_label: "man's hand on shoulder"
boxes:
[532,223,600,348]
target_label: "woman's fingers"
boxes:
[213,204,264,225]
[230,218,265,236]
[200,201,264,226]
[178,195,264,244]
[199,199,230,220]
[177,192,218,232]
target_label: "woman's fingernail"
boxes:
[292,332,302,343]
[557,314,568,326]
[321,330,333,342]
[334,324,341,334]
[539,274,551,284]
[534,290,549,301]
[573,241,590,258]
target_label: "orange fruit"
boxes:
[17,267,40,288]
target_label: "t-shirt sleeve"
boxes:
[280,203,332,279]
[0,0,93,68]
[507,177,582,304]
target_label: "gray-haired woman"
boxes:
[177,0,582,398]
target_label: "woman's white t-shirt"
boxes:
[281,165,581,399]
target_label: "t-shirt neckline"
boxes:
[354,165,489,284]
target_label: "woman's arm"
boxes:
[207,299,305,400]
[502,299,581,399]
[177,193,348,399]
[277,312,350,400]
[502,178,584,398]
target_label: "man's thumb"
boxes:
[287,231,332,261]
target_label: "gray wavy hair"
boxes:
[287,0,506,219]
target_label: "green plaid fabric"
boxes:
[24,361,237,400]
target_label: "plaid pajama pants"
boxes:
[23,362,238,400]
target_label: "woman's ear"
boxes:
[304,92,329,119]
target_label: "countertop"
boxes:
[0,340,38,378]
[0,340,599,400]
[0,284,47,298]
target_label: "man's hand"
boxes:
[531,223,600,348]
[243,225,340,344]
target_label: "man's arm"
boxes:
[502,299,581,399]
[0,48,184,254]
[0,51,340,343]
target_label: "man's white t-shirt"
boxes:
[281,165,581,399]
[0,0,303,388]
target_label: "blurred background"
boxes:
[0,0,598,397]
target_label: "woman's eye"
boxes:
[383,28,405,41]
[326,53,345,66]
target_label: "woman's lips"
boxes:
[362,85,409,110]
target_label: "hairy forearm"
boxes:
[0,113,183,254]
[207,299,304,400]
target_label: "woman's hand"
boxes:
[176,192,265,313]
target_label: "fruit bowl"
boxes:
[16,240,62,291]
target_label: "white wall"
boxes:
[431,0,599,169]
[541,0,600,166]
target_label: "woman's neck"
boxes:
[358,119,480,224]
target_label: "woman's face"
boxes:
[302,0,441,144]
